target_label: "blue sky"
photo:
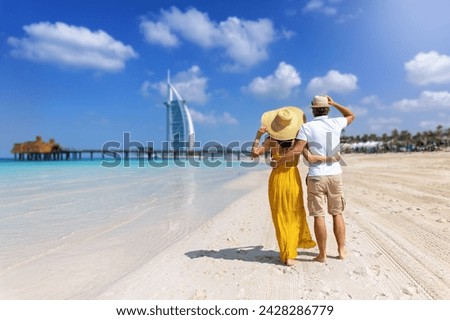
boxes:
[1,0,450,157]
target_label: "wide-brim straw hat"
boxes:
[310,95,330,108]
[261,106,304,140]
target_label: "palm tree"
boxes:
[435,125,443,144]
[345,125,450,152]
[412,132,424,149]
[445,127,450,147]
[361,134,369,142]
[390,129,399,142]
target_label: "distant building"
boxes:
[164,72,195,152]
[11,136,62,160]
[11,136,61,154]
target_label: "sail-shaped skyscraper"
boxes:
[164,72,195,152]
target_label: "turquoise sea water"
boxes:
[0,159,267,296]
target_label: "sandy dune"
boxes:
[99,152,450,300]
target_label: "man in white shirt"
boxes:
[274,95,355,262]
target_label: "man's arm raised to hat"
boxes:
[327,96,355,125]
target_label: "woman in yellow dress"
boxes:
[251,106,319,266]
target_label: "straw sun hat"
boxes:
[261,106,304,140]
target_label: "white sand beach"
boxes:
[0,152,449,300]
[97,152,450,300]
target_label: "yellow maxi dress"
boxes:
[268,152,316,263]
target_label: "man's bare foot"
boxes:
[313,255,326,263]
[285,259,296,266]
[338,247,348,260]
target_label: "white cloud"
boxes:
[148,66,209,105]
[303,0,338,16]
[140,81,152,97]
[405,51,450,85]
[140,7,278,69]
[360,95,382,106]
[8,21,137,72]
[143,65,237,126]
[348,105,368,117]
[139,21,179,47]
[393,91,450,112]
[306,70,358,95]
[242,62,301,99]
[368,117,402,133]
[169,66,209,104]
[346,95,387,118]
[303,0,359,23]
[280,28,296,40]
[219,17,275,70]
[159,7,219,48]
[190,109,215,124]
[220,112,239,125]
[359,94,389,111]
[190,109,238,126]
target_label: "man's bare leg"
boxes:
[313,216,327,262]
[333,214,347,259]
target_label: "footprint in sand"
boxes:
[351,265,380,277]
[368,265,381,276]
[373,251,382,258]
[283,267,298,275]
[351,266,368,276]
[352,249,363,257]
[319,288,339,299]
[401,283,419,297]
[192,289,207,300]
[214,270,227,280]
[272,265,287,274]
[374,292,387,299]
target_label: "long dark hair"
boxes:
[274,138,295,149]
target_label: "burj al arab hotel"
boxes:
[164,72,195,152]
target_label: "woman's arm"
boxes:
[273,140,341,167]
[251,126,270,157]
[302,146,341,163]
[272,139,307,167]
[302,145,324,163]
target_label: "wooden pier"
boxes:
[12,148,251,161]
[10,136,254,162]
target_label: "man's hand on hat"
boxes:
[326,95,336,106]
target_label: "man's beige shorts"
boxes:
[306,174,346,217]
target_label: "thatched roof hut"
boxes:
[11,136,61,154]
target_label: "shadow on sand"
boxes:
[185,245,322,265]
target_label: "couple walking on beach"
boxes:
[251,95,355,266]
